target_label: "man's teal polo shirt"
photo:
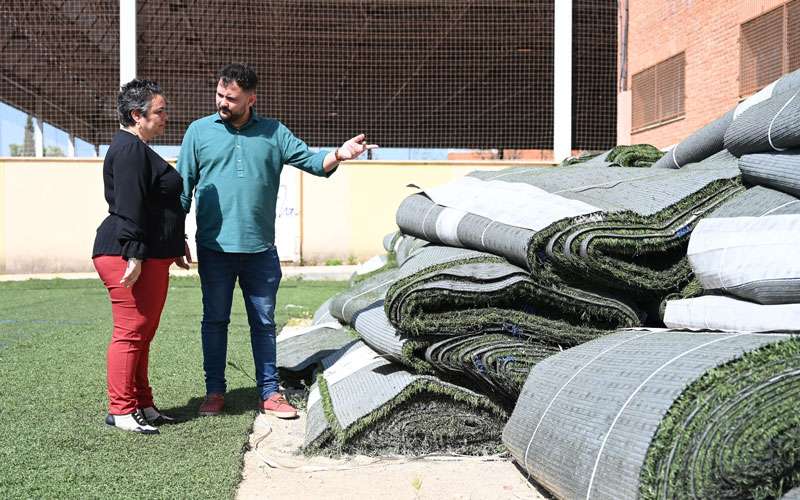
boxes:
[177,111,333,253]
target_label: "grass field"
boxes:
[0,276,346,499]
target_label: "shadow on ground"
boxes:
[161,386,261,424]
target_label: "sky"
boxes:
[0,100,457,160]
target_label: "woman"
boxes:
[92,79,190,434]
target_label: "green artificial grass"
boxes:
[384,256,639,331]
[527,178,744,298]
[0,276,346,499]
[558,151,603,166]
[605,144,664,168]
[559,144,663,168]
[379,255,616,400]
[640,337,800,499]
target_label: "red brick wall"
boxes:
[622,0,786,147]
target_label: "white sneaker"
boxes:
[142,406,177,425]
[105,409,159,434]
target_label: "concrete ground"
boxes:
[237,411,547,500]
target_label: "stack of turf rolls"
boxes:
[657,66,800,332]
[327,243,609,401]
[300,67,800,462]
[306,142,747,455]
[663,185,800,331]
[395,149,742,322]
[498,68,800,498]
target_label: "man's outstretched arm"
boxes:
[323,133,379,172]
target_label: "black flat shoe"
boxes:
[142,405,178,425]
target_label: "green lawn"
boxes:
[0,276,346,499]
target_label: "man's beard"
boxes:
[218,107,244,123]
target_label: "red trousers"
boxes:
[93,255,173,415]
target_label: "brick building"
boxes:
[618,0,794,148]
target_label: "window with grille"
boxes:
[631,52,685,131]
[740,1,800,97]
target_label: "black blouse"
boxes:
[93,130,186,260]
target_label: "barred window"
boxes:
[631,53,685,131]
[740,1,800,97]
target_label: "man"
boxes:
[177,63,376,418]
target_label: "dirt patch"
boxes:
[237,411,547,500]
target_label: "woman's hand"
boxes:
[120,258,142,288]
[174,241,193,270]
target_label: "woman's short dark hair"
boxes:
[218,63,258,91]
[117,79,162,127]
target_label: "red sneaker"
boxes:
[198,393,225,416]
[260,393,298,419]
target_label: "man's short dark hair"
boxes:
[117,79,162,127]
[218,63,258,91]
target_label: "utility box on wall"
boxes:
[274,167,301,263]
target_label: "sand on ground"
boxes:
[236,411,548,500]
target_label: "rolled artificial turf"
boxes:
[304,341,506,456]
[503,329,800,500]
[395,151,743,313]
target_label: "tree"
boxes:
[44,145,64,157]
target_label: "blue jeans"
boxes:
[197,245,282,400]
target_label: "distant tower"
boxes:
[22,115,35,156]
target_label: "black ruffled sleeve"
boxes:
[113,141,152,260]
